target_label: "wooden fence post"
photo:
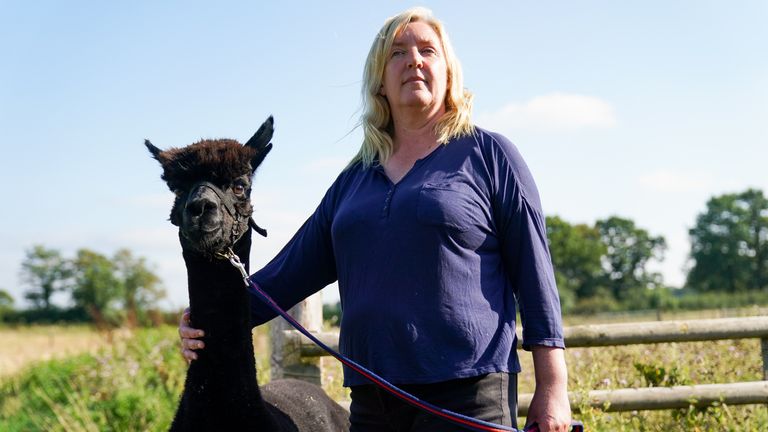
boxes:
[270,291,323,385]
[762,337,768,381]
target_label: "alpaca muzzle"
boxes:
[186,182,237,219]
[186,189,221,228]
[188,182,268,238]
[181,181,265,257]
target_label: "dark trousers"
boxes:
[349,373,518,431]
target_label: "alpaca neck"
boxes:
[178,230,280,429]
[181,232,252,338]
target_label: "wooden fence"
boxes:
[270,296,768,414]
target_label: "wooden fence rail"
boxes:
[520,381,768,415]
[563,316,768,347]
[274,313,768,413]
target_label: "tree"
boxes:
[596,216,666,302]
[0,288,14,320]
[687,188,768,293]
[19,245,72,310]
[113,249,165,326]
[71,249,123,327]
[546,216,606,309]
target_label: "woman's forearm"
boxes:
[531,346,568,388]
[527,346,571,431]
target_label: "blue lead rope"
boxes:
[225,252,583,432]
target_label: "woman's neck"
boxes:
[390,102,444,145]
[381,116,443,184]
[391,111,443,157]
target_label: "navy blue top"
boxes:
[250,127,564,387]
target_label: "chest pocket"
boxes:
[416,182,483,232]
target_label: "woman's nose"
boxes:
[407,49,423,69]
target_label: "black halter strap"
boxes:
[187,181,268,244]
[249,217,268,237]
[190,181,238,219]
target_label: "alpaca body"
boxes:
[146,118,349,432]
[169,233,348,431]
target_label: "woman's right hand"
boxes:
[179,307,205,363]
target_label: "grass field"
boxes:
[1,311,766,431]
[0,325,117,379]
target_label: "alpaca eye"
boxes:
[232,184,245,195]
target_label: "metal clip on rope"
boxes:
[221,248,249,286]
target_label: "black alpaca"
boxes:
[146,116,349,431]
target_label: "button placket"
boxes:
[381,186,395,218]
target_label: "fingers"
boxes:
[180,337,204,363]
[179,307,190,326]
[178,308,205,339]
[182,348,195,362]
[182,337,205,351]
[181,337,205,363]
[178,307,205,363]
[179,325,205,339]
[526,418,571,432]
[530,420,569,432]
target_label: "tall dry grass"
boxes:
[0,325,130,378]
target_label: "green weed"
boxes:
[0,327,184,431]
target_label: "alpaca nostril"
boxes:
[186,197,218,217]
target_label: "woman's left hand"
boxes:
[526,346,572,432]
[525,385,571,431]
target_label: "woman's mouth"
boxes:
[403,76,426,84]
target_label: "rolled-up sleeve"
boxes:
[489,133,564,351]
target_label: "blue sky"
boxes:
[1,1,766,309]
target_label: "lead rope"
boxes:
[222,250,583,432]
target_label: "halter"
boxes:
[185,181,268,257]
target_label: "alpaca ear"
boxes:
[245,116,274,171]
[145,139,163,161]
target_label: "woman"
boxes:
[180,7,572,431]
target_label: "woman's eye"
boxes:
[391,50,404,58]
[233,185,245,195]
[421,47,436,55]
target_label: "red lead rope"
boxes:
[226,252,583,432]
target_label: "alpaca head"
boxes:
[146,116,274,257]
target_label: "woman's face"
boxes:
[380,21,448,118]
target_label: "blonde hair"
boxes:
[350,7,474,168]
